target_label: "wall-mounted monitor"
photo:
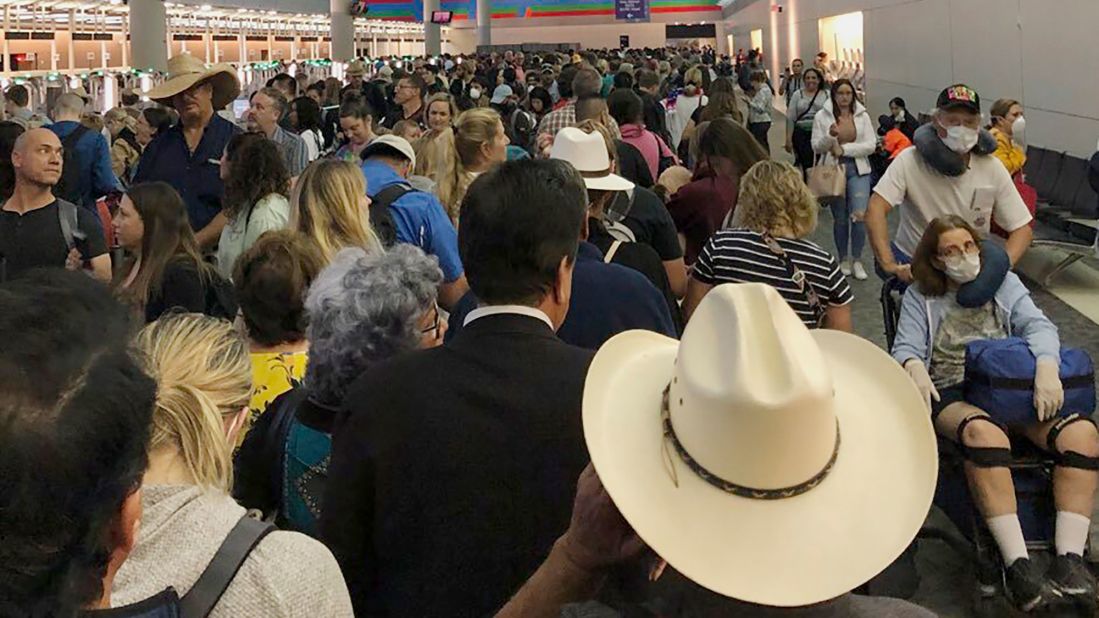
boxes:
[349,0,369,16]
[431,10,453,24]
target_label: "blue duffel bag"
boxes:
[964,337,1096,425]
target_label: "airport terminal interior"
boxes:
[2,0,1099,617]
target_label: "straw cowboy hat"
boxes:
[583,283,938,607]
[346,59,368,77]
[550,126,633,192]
[146,54,240,111]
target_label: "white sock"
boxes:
[1056,511,1091,556]
[987,514,1029,566]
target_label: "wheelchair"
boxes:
[881,279,1094,617]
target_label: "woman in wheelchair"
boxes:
[892,215,1099,612]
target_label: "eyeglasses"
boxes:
[420,303,441,338]
[937,240,979,260]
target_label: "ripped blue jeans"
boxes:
[830,158,871,261]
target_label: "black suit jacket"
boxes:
[320,313,595,617]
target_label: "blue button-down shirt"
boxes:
[360,159,463,282]
[48,121,120,210]
[133,113,241,231]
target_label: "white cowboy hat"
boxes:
[583,283,937,607]
[146,54,241,111]
[550,126,634,192]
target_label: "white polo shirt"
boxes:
[873,147,1032,257]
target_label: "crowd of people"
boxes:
[0,41,1095,618]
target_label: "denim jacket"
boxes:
[891,271,1059,367]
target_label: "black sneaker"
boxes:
[1048,553,1097,609]
[1004,558,1059,612]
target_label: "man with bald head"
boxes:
[0,128,110,282]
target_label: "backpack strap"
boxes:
[56,199,79,252]
[371,182,413,210]
[604,240,623,264]
[62,124,90,151]
[178,516,275,618]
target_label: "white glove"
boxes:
[1034,357,1064,421]
[904,359,940,412]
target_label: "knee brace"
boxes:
[1046,414,1099,471]
[956,414,1013,468]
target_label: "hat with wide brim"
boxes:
[550,126,634,192]
[146,54,241,111]
[583,283,938,607]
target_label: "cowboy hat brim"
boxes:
[582,172,634,193]
[147,64,240,111]
[583,328,937,607]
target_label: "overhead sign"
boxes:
[615,0,649,21]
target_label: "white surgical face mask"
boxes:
[943,252,981,284]
[469,87,482,101]
[894,109,905,122]
[942,125,979,154]
[1012,116,1026,142]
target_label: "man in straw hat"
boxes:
[499,282,939,617]
[134,53,241,248]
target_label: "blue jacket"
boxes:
[556,242,676,349]
[360,160,463,283]
[49,121,120,209]
[892,271,1060,367]
[446,242,676,350]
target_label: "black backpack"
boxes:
[368,183,410,248]
[54,125,90,205]
[108,516,274,618]
[204,270,239,320]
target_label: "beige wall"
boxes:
[722,0,1099,158]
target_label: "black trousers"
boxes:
[792,127,815,172]
[748,121,771,152]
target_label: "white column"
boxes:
[2,7,9,77]
[423,0,441,56]
[330,0,354,62]
[129,0,167,70]
[67,10,76,71]
[476,0,491,48]
[120,13,128,68]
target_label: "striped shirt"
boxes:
[692,229,854,327]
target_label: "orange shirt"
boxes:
[883,128,913,160]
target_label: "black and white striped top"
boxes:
[692,229,854,327]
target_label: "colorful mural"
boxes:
[364,0,721,22]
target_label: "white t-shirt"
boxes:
[873,147,1032,257]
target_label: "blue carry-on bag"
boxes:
[964,337,1096,425]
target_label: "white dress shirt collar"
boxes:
[463,304,554,330]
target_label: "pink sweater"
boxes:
[619,123,676,182]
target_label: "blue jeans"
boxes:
[830,158,871,260]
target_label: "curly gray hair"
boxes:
[305,244,443,408]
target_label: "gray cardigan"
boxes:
[112,485,353,617]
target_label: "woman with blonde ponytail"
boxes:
[440,107,509,220]
[111,313,353,617]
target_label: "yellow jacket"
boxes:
[991,128,1026,177]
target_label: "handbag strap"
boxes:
[794,90,821,124]
[760,232,825,325]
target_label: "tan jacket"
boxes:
[111,137,140,182]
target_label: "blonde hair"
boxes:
[424,92,458,127]
[414,127,457,199]
[105,107,137,133]
[290,160,383,263]
[684,66,704,93]
[441,107,503,219]
[135,313,252,492]
[733,160,818,238]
